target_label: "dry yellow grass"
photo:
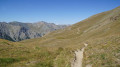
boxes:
[0,6,120,67]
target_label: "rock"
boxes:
[0,21,67,41]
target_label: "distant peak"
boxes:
[9,21,22,24]
[35,21,56,25]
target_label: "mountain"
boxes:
[0,21,67,41]
[0,6,120,67]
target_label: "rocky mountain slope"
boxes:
[0,21,67,41]
[0,6,120,67]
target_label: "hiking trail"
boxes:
[71,43,88,67]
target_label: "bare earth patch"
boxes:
[71,43,89,67]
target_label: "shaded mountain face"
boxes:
[0,21,67,41]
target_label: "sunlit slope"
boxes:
[22,6,120,48]
[21,6,120,66]
[0,6,120,67]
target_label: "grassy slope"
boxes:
[0,6,120,67]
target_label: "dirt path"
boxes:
[71,43,88,67]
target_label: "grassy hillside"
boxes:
[0,6,120,67]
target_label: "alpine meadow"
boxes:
[0,0,120,67]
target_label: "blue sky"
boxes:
[0,0,120,24]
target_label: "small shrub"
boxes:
[35,47,41,50]
[0,42,10,45]
[0,58,21,66]
[56,37,65,39]
[35,61,53,67]
[101,54,106,60]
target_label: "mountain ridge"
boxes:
[19,6,120,66]
[0,21,67,41]
[0,6,120,67]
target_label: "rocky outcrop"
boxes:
[0,21,67,41]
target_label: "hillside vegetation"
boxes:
[0,6,120,67]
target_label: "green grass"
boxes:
[0,58,22,66]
